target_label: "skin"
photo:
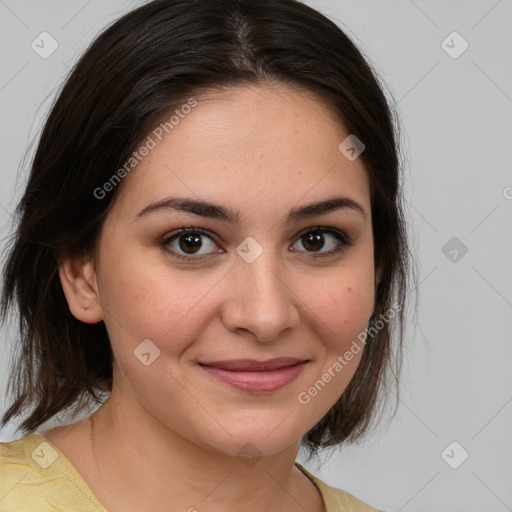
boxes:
[44,83,378,512]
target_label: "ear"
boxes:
[58,254,103,324]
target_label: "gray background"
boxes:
[1,1,511,511]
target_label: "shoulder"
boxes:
[0,432,106,511]
[295,462,384,512]
[0,432,54,484]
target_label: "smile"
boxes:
[198,358,309,392]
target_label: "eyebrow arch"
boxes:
[135,195,366,223]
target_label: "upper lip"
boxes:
[198,357,308,371]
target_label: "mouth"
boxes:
[198,357,309,392]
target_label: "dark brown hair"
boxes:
[1,0,414,455]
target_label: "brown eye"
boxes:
[291,227,353,257]
[161,228,222,261]
[179,233,203,254]
[301,231,325,252]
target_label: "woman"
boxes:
[0,0,412,510]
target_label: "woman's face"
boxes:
[85,83,376,456]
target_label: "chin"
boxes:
[188,411,308,460]
[210,434,298,460]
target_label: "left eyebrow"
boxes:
[135,195,366,223]
[287,196,366,222]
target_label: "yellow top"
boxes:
[0,433,381,512]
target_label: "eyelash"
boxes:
[160,225,354,262]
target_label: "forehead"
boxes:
[111,83,370,220]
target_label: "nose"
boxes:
[221,253,300,342]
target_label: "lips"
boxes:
[199,357,306,371]
[198,357,308,392]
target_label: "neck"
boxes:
[85,380,319,512]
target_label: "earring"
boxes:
[82,305,89,312]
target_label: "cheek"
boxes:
[329,284,374,348]
[96,238,212,356]
[304,265,375,348]
[293,270,374,417]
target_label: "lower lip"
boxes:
[199,362,307,392]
